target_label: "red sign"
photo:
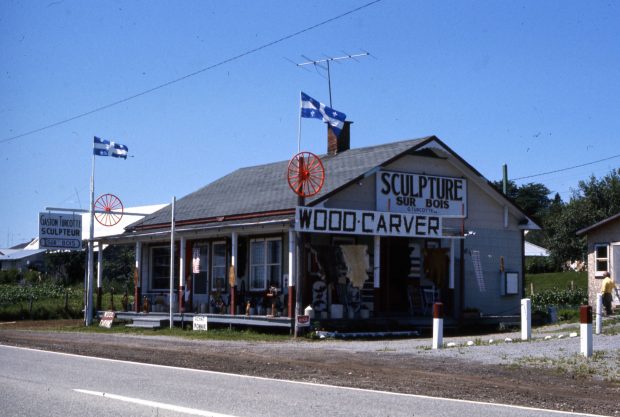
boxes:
[297,315,310,327]
[99,311,115,328]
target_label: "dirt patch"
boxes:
[0,323,618,416]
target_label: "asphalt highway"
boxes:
[0,345,607,417]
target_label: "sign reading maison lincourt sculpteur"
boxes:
[376,170,467,217]
[295,207,442,238]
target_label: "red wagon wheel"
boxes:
[94,193,124,226]
[287,151,325,197]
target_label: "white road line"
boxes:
[1,344,606,417]
[74,389,237,417]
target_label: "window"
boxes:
[595,244,608,277]
[193,243,209,294]
[151,246,179,290]
[211,242,227,291]
[250,238,282,291]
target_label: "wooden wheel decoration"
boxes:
[94,193,124,226]
[287,151,325,197]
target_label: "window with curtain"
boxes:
[250,238,281,290]
[193,243,209,294]
[151,246,179,291]
[211,242,227,291]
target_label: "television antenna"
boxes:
[293,51,370,106]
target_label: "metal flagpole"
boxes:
[86,148,96,326]
[169,196,175,329]
[297,91,302,153]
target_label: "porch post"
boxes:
[96,243,103,311]
[230,231,238,315]
[449,239,455,289]
[288,229,296,318]
[373,236,380,288]
[178,237,186,313]
[134,241,142,313]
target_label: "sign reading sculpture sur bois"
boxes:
[376,171,467,217]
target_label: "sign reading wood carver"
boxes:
[295,207,442,238]
[376,171,467,217]
[99,311,115,328]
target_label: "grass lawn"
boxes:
[524,271,587,296]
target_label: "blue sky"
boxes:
[1,0,619,246]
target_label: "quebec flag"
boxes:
[93,136,129,159]
[300,92,347,137]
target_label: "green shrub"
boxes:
[0,269,22,284]
[530,287,587,309]
[525,257,557,274]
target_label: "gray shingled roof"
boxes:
[129,137,432,230]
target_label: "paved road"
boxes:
[0,345,606,417]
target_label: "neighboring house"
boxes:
[577,212,620,308]
[101,128,538,327]
[0,247,46,272]
[524,241,549,257]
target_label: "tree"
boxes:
[544,169,620,266]
[491,180,551,224]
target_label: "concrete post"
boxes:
[432,302,444,350]
[595,293,603,335]
[580,305,593,358]
[521,298,531,341]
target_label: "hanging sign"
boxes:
[376,171,467,217]
[192,247,201,274]
[295,207,442,238]
[39,212,83,250]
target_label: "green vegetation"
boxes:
[0,282,83,321]
[524,271,587,295]
[524,272,588,324]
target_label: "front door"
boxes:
[378,237,411,315]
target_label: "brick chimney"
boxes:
[327,121,352,155]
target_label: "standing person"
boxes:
[601,271,616,316]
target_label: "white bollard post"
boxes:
[595,293,603,335]
[580,305,593,358]
[521,298,531,341]
[432,302,443,350]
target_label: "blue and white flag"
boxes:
[300,92,347,137]
[93,136,129,159]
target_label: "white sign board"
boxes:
[39,212,83,250]
[376,171,467,217]
[295,207,442,238]
[193,315,208,331]
[297,315,311,327]
[99,311,115,328]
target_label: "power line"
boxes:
[511,153,620,181]
[0,0,382,145]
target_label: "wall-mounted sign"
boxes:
[376,170,467,217]
[39,212,83,250]
[295,207,442,238]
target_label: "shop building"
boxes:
[103,128,538,329]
